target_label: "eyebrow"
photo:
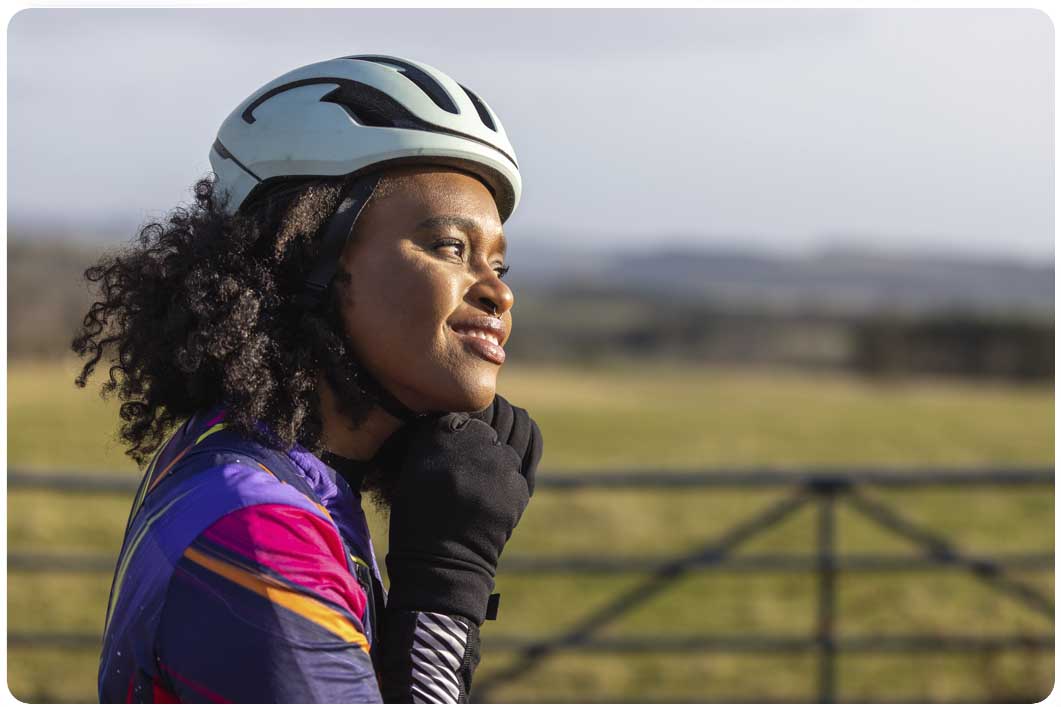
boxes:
[415,215,507,256]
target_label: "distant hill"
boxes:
[8,234,1053,376]
[505,242,1054,319]
[12,220,1053,320]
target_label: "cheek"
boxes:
[340,250,460,368]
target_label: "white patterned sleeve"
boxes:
[378,609,480,704]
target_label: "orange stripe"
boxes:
[183,546,370,653]
[128,439,168,521]
[255,462,277,478]
[147,423,228,494]
[147,442,197,493]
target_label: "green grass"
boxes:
[499,362,1054,468]
[7,359,1054,702]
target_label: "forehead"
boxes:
[386,167,496,212]
[371,166,507,249]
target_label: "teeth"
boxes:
[456,327,500,346]
[472,331,499,346]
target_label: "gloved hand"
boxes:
[378,395,542,625]
[469,394,543,497]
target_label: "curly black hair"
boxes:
[72,174,400,506]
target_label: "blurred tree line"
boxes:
[853,316,1053,381]
[8,240,103,357]
[8,240,1053,382]
[505,285,1052,381]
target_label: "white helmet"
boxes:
[209,54,521,221]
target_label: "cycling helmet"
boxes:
[208,54,521,423]
[209,54,521,221]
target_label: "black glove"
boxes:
[470,394,543,497]
[379,396,542,625]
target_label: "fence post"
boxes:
[815,480,840,703]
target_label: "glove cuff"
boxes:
[378,609,480,703]
[385,557,495,626]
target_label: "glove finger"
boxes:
[505,404,533,461]
[521,418,543,497]
[444,411,472,431]
[491,395,516,447]
[458,417,504,446]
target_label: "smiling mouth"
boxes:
[450,324,506,364]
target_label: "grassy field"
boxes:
[7,358,1055,702]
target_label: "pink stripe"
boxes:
[158,660,233,703]
[203,409,227,428]
[199,504,368,622]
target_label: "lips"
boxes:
[450,316,507,365]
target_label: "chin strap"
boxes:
[302,173,427,423]
[338,354,428,423]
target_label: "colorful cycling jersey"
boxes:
[98,408,388,703]
[153,503,378,701]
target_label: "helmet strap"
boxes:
[302,173,426,424]
[338,352,427,423]
[301,173,382,300]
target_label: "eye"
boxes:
[495,264,510,279]
[434,238,465,260]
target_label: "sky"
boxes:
[6,8,1055,263]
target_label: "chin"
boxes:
[420,367,498,413]
[446,381,497,413]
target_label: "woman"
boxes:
[75,54,542,703]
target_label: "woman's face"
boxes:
[336,166,514,414]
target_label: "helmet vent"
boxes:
[320,80,424,129]
[346,55,460,115]
[322,80,519,169]
[242,77,421,129]
[459,84,496,132]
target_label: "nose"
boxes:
[469,267,515,317]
